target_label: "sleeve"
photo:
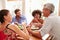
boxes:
[11,17,15,23]
[22,16,27,24]
[24,18,27,24]
[39,18,52,37]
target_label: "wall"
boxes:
[0,0,7,9]
[58,0,60,16]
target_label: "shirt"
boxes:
[12,15,27,24]
[39,13,60,40]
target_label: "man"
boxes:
[12,9,27,24]
[27,3,60,40]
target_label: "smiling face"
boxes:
[16,11,21,17]
[32,10,42,19]
[15,9,21,17]
[43,8,51,17]
[34,13,40,19]
[0,10,12,23]
[4,12,12,23]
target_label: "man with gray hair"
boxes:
[27,3,60,40]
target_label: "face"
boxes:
[16,11,21,17]
[4,12,12,23]
[43,8,51,17]
[34,13,40,19]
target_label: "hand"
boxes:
[34,23,42,28]
[14,22,19,26]
[16,34,24,40]
[27,26,31,33]
[22,22,27,29]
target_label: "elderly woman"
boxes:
[0,9,29,40]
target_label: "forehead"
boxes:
[35,13,40,15]
[34,13,40,16]
[17,11,21,13]
[43,8,50,11]
[7,12,10,15]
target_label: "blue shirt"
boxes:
[12,15,27,24]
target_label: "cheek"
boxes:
[34,15,38,18]
[43,10,48,15]
[43,13,46,16]
[7,15,12,22]
[17,14,20,16]
[9,16,12,22]
[43,12,47,17]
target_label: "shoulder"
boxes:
[8,24,18,30]
[39,18,44,24]
[31,18,36,22]
[45,16,59,23]
[12,16,16,20]
[46,16,54,21]
[21,15,26,19]
[32,18,35,21]
[48,16,58,20]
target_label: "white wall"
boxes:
[58,0,60,16]
[0,1,2,10]
[0,0,7,9]
[25,0,33,25]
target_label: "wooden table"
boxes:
[17,35,41,40]
[30,35,41,40]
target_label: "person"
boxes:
[0,9,29,40]
[27,3,60,40]
[30,10,43,29]
[12,9,27,24]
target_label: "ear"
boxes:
[4,16,7,20]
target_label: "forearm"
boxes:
[16,29,29,40]
[34,23,43,28]
[8,24,29,40]
[29,30,42,39]
[23,26,30,38]
[38,24,43,28]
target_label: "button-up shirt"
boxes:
[39,13,60,40]
[12,15,27,24]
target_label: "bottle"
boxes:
[18,24,23,29]
[14,22,23,29]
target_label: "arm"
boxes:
[30,30,42,39]
[39,17,52,36]
[30,19,43,28]
[22,16,27,24]
[22,22,30,38]
[8,24,29,40]
[27,27,42,39]
[34,23,43,28]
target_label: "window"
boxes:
[6,0,23,17]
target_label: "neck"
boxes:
[45,15,49,17]
[46,14,50,17]
[16,16,20,20]
[2,21,9,27]
[16,16,20,18]
[0,21,9,31]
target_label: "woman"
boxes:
[0,9,29,40]
[30,10,43,29]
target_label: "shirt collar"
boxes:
[49,13,54,16]
[45,13,54,20]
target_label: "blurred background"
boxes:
[0,0,60,24]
